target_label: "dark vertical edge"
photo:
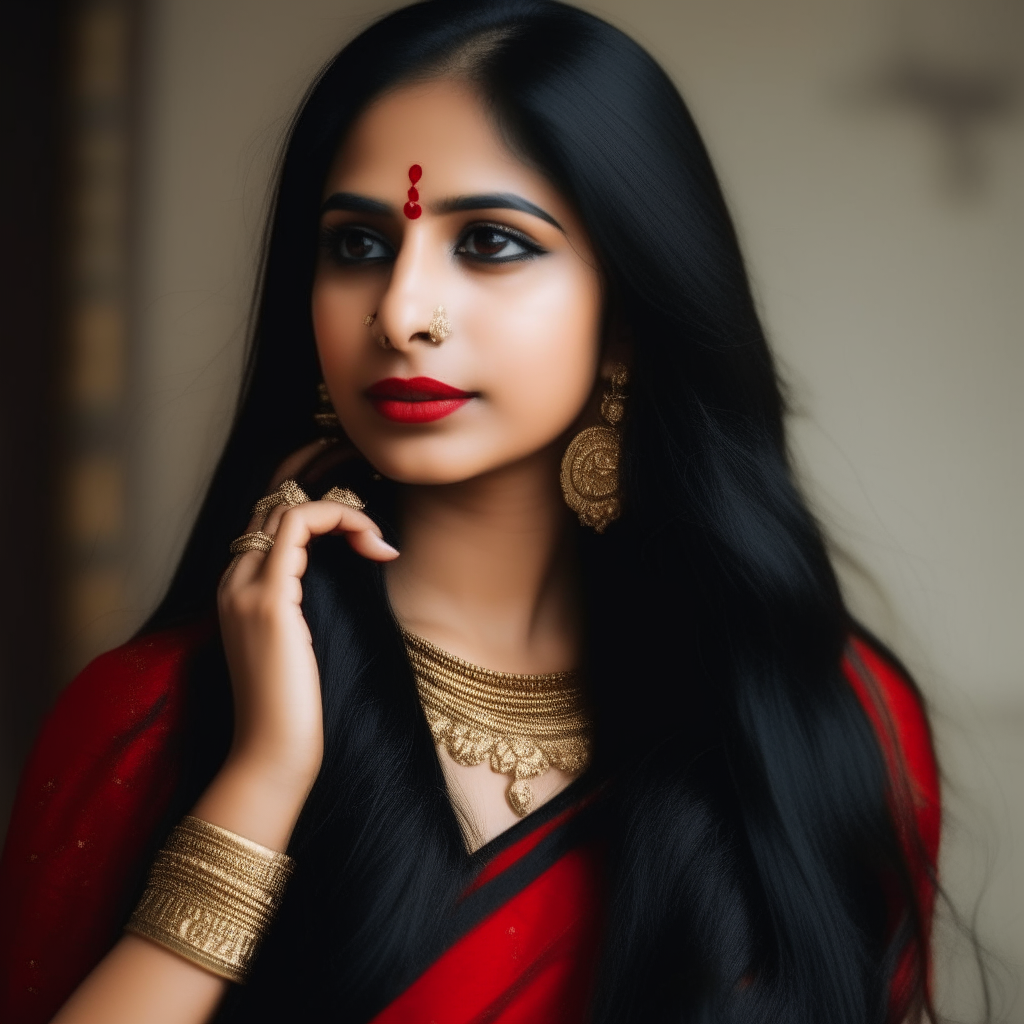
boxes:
[0,0,74,843]
[123,0,150,633]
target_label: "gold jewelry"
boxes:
[402,630,592,818]
[314,381,340,430]
[126,816,294,983]
[362,313,376,327]
[376,333,391,349]
[427,305,452,344]
[229,531,275,555]
[321,486,365,510]
[251,479,310,520]
[560,362,628,533]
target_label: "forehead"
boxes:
[324,79,564,212]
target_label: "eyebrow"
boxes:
[320,192,393,216]
[319,189,563,232]
[434,193,563,230]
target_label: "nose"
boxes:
[375,227,448,351]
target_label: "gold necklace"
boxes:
[402,630,593,817]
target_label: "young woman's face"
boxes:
[312,79,604,484]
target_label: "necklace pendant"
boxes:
[508,779,534,816]
[402,629,594,819]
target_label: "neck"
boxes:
[385,444,580,674]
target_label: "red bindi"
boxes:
[403,164,422,219]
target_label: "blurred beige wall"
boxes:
[111,0,1021,1016]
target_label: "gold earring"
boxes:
[314,381,340,430]
[560,363,628,533]
[428,305,451,344]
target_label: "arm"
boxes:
[50,765,303,1024]
[52,491,398,1024]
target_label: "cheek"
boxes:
[472,261,602,438]
[312,280,364,382]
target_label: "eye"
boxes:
[455,224,544,263]
[320,225,394,264]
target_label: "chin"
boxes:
[360,443,498,487]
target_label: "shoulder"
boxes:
[0,620,213,1024]
[842,633,940,863]
[42,623,209,757]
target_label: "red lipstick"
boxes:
[366,377,474,423]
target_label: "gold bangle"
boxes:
[126,816,294,984]
[229,531,275,555]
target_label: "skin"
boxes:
[315,79,611,845]
[53,78,610,1023]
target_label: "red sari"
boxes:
[0,628,938,1024]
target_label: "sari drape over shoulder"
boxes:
[0,627,938,1024]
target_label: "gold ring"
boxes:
[321,486,365,511]
[251,479,310,519]
[229,531,275,555]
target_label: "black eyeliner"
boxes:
[319,223,395,264]
[454,222,548,263]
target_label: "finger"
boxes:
[261,503,398,586]
[244,436,333,532]
[228,504,298,585]
[244,440,337,535]
[260,494,381,542]
[345,527,402,562]
[228,487,323,588]
[221,537,274,590]
[219,553,244,589]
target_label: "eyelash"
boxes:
[454,223,547,263]
[319,225,393,265]
[318,222,547,266]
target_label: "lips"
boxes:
[366,377,475,423]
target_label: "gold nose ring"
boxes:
[428,305,452,344]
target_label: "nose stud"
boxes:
[428,305,452,344]
[365,308,450,346]
[363,312,390,348]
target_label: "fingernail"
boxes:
[375,537,400,556]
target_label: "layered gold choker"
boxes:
[402,630,593,817]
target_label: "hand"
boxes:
[216,446,398,803]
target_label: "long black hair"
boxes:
[144,2,937,1020]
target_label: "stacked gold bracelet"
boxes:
[126,816,294,983]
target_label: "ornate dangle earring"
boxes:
[560,363,628,533]
[313,381,341,431]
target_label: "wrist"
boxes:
[192,754,317,853]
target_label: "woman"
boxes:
[0,1,940,1021]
